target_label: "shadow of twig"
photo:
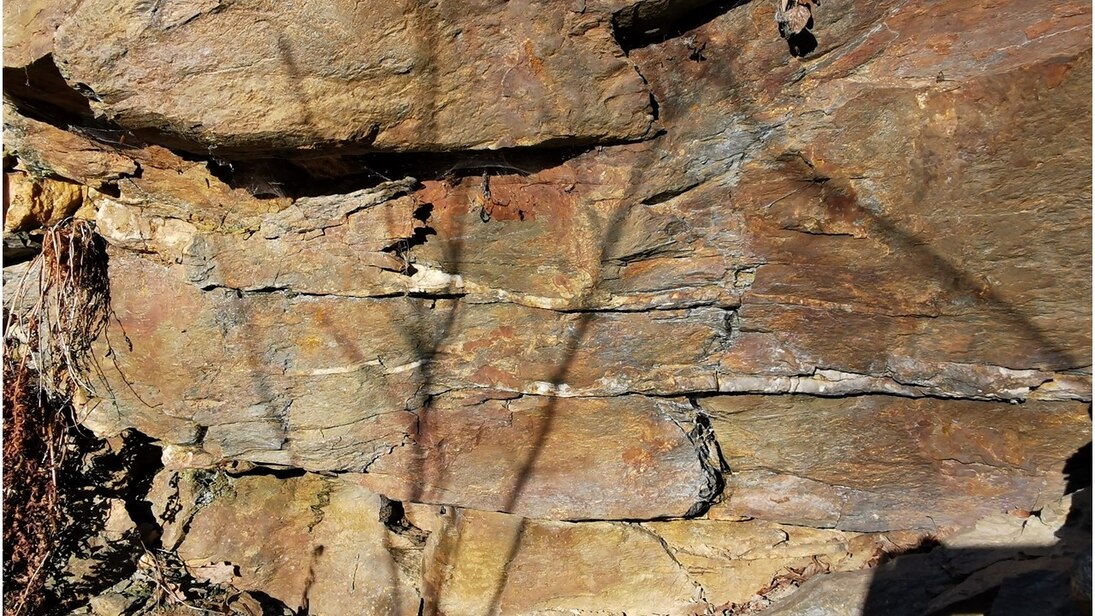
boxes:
[806,173,1084,371]
[479,146,656,615]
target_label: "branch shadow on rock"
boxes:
[795,168,1085,372]
[475,149,659,616]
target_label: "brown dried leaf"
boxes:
[191,561,239,586]
[783,5,813,36]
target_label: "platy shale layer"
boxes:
[2,0,1091,614]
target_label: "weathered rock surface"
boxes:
[147,470,941,614]
[48,0,655,153]
[3,0,1091,613]
[138,471,1089,615]
[352,391,721,519]
[762,490,1091,616]
[77,249,725,519]
[3,105,140,186]
[704,395,1091,532]
[2,0,70,69]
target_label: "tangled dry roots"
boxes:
[6,218,112,396]
[3,218,111,615]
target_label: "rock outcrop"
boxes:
[3,0,1090,614]
[50,0,656,153]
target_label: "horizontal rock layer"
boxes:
[704,395,1090,532]
[149,470,1088,615]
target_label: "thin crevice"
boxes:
[648,91,661,122]
[178,143,606,201]
[641,178,706,205]
[222,464,307,479]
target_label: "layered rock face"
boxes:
[3,0,1091,614]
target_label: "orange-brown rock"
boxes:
[2,0,69,68]
[3,171,89,232]
[84,251,721,517]
[3,0,1090,613]
[49,0,655,154]
[704,395,1091,532]
[166,473,422,615]
[3,105,139,187]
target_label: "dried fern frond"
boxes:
[2,355,62,616]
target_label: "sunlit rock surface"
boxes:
[3,0,1090,613]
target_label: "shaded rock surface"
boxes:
[3,0,1091,614]
[761,490,1091,616]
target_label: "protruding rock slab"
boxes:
[3,106,140,187]
[51,0,654,153]
[704,395,1091,531]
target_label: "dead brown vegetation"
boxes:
[3,218,111,615]
[3,355,63,615]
